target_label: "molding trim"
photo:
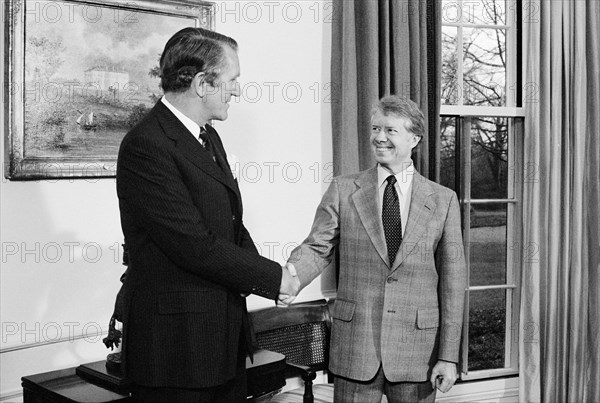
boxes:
[0,329,108,354]
[0,389,23,402]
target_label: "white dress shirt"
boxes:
[377,162,415,235]
[161,96,204,145]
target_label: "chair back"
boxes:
[251,300,334,372]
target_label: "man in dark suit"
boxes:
[116,27,299,402]
[288,96,467,402]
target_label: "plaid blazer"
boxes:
[290,167,466,382]
[116,101,282,388]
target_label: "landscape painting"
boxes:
[5,0,214,179]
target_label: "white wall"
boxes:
[215,0,336,309]
[0,1,334,400]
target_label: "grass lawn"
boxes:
[465,211,509,371]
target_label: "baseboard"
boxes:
[298,374,519,403]
[435,376,519,402]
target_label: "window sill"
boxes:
[436,376,519,402]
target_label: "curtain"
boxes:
[520,1,600,402]
[331,0,440,180]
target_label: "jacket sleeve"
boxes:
[435,191,467,363]
[238,223,259,253]
[288,180,341,289]
[117,132,282,300]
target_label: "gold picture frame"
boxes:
[4,0,214,179]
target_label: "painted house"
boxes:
[84,66,129,92]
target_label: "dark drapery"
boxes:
[331,0,441,180]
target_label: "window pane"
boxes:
[466,0,507,25]
[468,288,506,370]
[440,116,457,191]
[469,203,507,286]
[463,28,506,106]
[442,26,459,106]
[470,117,509,199]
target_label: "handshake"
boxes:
[278,263,301,307]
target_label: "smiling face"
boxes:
[199,45,240,121]
[370,110,421,173]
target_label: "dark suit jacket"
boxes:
[116,101,282,388]
[290,167,466,382]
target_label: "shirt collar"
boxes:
[377,161,415,196]
[161,96,202,139]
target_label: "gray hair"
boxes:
[160,27,238,92]
[372,95,425,138]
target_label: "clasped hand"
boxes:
[278,263,300,307]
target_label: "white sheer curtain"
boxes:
[520,1,600,401]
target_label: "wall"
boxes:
[215,0,337,310]
[0,1,334,400]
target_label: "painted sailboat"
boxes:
[76,111,97,130]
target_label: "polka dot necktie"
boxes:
[383,175,402,265]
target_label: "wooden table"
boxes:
[22,350,286,402]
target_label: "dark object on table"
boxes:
[76,361,131,394]
[102,243,129,354]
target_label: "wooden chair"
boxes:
[250,299,335,403]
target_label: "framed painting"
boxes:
[4,0,214,179]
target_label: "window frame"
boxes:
[440,0,524,381]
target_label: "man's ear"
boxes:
[193,72,206,97]
[411,134,423,149]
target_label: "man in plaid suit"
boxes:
[288,96,466,402]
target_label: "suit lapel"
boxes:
[205,124,244,214]
[352,168,389,266]
[153,102,240,200]
[390,171,436,272]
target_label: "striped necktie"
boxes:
[199,126,215,162]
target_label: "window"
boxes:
[440,0,523,379]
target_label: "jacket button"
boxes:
[387,277,397,283]
[232,215,236,221]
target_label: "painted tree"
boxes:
[26,36,65,83]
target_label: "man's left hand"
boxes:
[430,361,459,393]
